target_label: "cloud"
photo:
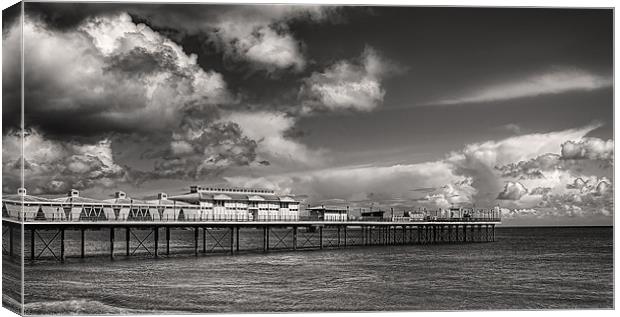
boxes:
[561,137,613,161]
[225,160,460,208]
[496,137,613,180]
[299,46,394,113]
[201,6,332,74]
[431,68,612,105]
[219,111,321,166]
[147,120,259,180]
[2,13,279,191]
[497,181,528,200]
[225,124,611,222]
[5,12,231,137]
[496,154,561,179]
[2,129,129,195]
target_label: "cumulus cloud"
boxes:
[496,137,613,180]
[219,111,321,166]
[431,68,612,105]
[225,124,611,222]
[496,154,561,179]
[561,137,613,162]
[148,120,258,180]
[2,12,287,192]
[202,6,332,74]
[421,178,477,209]
[8,12,231,136]
[497,181,528,200]
[2,129,129,195]
[300,46,393,113]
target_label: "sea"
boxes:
[2,226,614,314]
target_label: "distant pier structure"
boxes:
[2,186,501,262]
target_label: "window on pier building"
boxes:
[280,202,289,209]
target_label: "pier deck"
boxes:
[3,217,500,262]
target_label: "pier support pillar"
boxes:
[60,228,65,262]
[417,226,421,244]
[194,227,199,256]
[202,227,206,253]
[337,226,341,248]
[293,226,297,250]
[126,228,130,256]
[263,226,268,252]
[230,227,234,255]
[235,226,240,253]
[154,227,158,257]
[361,226,366,246]
[30,228,35,261]
[319,226,323,250]
[109,228,115,260]
[393,226,397,245]
[463,224,467,242]
[344,226,347,247]
[80,228,85,258]
[166,227,170,256]
[9,225,13,257]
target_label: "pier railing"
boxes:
[3,214,501,223]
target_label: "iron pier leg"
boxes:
[194,227,199,256]
[463,224,467,242]
[230,227,234,255]
[263,227,267,252]
[236,226,240,252]
[60,228,65,262]
[166,227,170,256]
[9,225,13,257]
[337,226,341,248]
[319,226,323,250]
[80,228,85,258]
[362,226,366,246]
[154,227,158,257]
[417,226,421,244]
[202,227,206,253]
[126,228,130,256]
[110,228,115,260]
[293,226,297,250]
[30,228,35,261]
[344,226,347,247]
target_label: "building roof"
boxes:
[2,194,53,203]
[307,206,348,213]
[52,196,108,204]
[169,191,296,203]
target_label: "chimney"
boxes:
[17,188,26,196]
[68,189,79,197]
[115,191,126,199]
[158,192,168,200]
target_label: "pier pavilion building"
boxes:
[2,186,300,222]
[306,206,348,221]
[168,186,300,221]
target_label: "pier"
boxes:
[2,186,501,262]
[2,218,500,262]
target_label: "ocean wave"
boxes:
[24,299,144,315]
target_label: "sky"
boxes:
[1,2,613,225]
